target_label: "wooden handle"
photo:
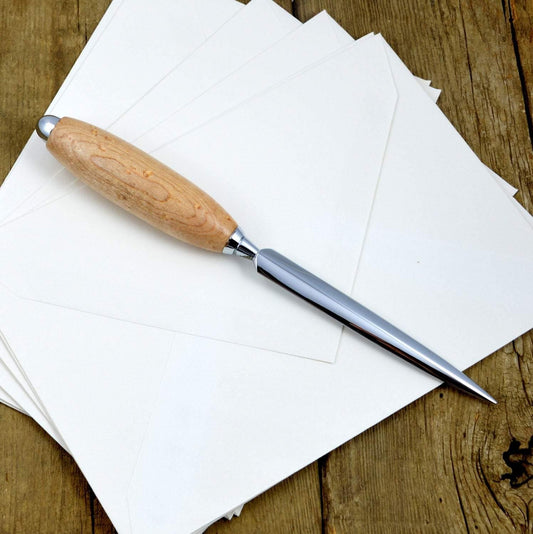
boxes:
[46,117,238,252]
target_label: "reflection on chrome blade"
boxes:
[254,248,496,404]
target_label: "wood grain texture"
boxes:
[508,0,533,213]
[0,0,532,533]
[207,464,322,534]
[47,117,237,252]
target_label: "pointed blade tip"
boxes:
[468,382,497,405]
[483,391,498,405]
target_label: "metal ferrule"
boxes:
[223,227,259,260]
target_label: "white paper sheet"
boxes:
[0,0,242,422]
[351,38,533,353]
[0,0,302,420]
[136,12,356,153]
[0,11,397,419]
[0,332,64,445]
[0,37,397,362]
[110,0,301,140]
[0,287,174,533]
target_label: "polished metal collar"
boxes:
[223,227,259,260]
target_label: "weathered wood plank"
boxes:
[0,406,94,533]
[507,0,533,212]
[0,0,111,185]
[294,0,533,532]
[207,464,322,534]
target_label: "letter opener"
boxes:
[36,115,496,403]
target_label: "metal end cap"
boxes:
[36,115,60,141]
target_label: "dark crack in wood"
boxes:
[506,0,533,151]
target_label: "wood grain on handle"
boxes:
[46,117,238,252]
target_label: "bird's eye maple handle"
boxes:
[38,116,238,253]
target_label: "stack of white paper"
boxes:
[1,0,532,532]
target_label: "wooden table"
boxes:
[1,1,532,532]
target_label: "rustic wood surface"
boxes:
[0,0,531,532]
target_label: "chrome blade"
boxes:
[254,248,496,404]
